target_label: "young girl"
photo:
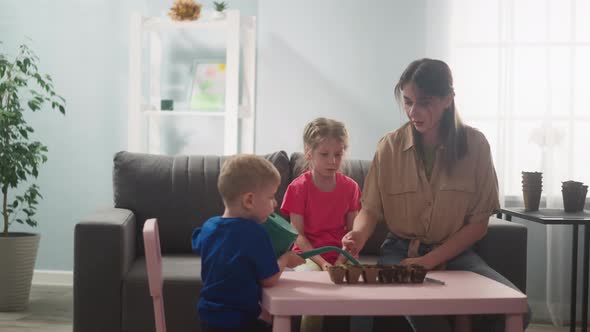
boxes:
[281,117,361,272]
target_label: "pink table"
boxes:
[261,271,528,332]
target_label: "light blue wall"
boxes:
[0,0,257,271]
[1,0,429,271]
[255,0,429,159]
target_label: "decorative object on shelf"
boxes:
[562,180,588,212]
[522,171,542,211]
[128,10,257,155]
[212,1,228,19]
[168,0,202,21]
[189,60,225,110]
[161,99,174,111]
[0,43,66,311]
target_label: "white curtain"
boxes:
[439,0,590,326]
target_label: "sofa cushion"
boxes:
[113,151,291,254]
[122,254,202,332]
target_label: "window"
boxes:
[449,0,590,200]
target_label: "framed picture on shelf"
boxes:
[188,59,226,111]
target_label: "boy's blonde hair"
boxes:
[303,117,349,153]
[218,154,281,203]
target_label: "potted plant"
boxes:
[0,43,65,311]
[212,1,228,19]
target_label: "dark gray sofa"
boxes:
[74,151,527,332]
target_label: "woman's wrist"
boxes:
[334,255,347,265]
[422,251,442,270]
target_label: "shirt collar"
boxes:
[401,123,446,152]
[402,124,415,152]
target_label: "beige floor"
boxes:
[0,284,579,331]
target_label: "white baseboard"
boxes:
[530,300,552,324]
[32,269,73,287]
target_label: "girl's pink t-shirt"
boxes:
[280,171,361,264]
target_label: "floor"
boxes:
[0,285,580,331]
[0,285,72,332]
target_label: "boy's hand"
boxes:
[321,262,332,271]
[259,307,272,324]
[281,251,305,268]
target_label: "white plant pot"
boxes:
[211,11,226,20]
[0,233,40,311]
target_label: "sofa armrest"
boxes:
[74,208,136,332]
[474,217,527,293]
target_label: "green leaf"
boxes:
[0,43,66,232]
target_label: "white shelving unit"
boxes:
[127,10,257,155]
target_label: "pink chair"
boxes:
[143,218,166,332]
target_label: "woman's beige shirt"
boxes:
[361,123,500,245]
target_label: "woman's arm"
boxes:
[334,210,360,265]
[342,208,378,256]
[290,213,331,270]
[401,220,488,270]
[346,210,358,231]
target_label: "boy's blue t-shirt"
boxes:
[191,216,279,328]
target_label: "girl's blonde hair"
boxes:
[303,117,349,152]
[299,117,349,172]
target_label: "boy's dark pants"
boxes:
[201,319,271,332]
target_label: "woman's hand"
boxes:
[400,255,436,270]
[341,209,377,256]
[342,230,365,256]
[333,254,348,266]
[321,262,333,271]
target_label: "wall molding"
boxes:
[32,269,73,287]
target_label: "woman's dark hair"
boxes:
[394,58,467,174]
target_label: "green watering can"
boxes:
[262,213,360,266]
[261,213,299,258]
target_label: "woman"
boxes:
[343,58,531,332]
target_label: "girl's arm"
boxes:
[291,213,331,270]
[401,220,488,270]
[334,210,359,265]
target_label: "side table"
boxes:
[498,208,590,332]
